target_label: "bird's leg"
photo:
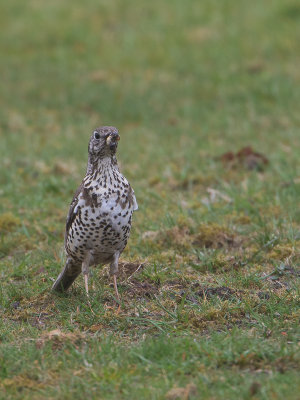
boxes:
[109,251,120,306]
[113,274,120,302]
[82,251,92,295]
[82,251,95,315]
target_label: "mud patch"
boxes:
[179,285,271,303]
[219,353,299,372]
[218,146,269,171]
[169,174,216,191]
[8,294,56,328]
[192,285,242,301]
[163,280,187,290]
[126,279,159,299]
[118,261,145,281]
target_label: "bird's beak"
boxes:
[107,133,120,151]
[106,133,120,145]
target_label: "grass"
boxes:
[0,0,300,398]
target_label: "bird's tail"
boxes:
[52,258,81,292]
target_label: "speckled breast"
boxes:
[65,187,133,264]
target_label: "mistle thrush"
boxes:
[52,126,138,300]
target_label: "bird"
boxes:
[52,126,138,302]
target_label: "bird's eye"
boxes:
[94,131,100,140]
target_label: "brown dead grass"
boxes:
[36,329,86,350]
[165,382,198,399]
[0,212,20,233]
[142,223,241,252]
[126,279,159,299]
[268,244,295,260]
[142,226,192,251]
[193,224,239,249]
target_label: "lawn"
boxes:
[0,0,299,399]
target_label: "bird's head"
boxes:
[88,126,120,158]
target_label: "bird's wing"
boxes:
[131,188,138,211]
[64,183,83,245]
